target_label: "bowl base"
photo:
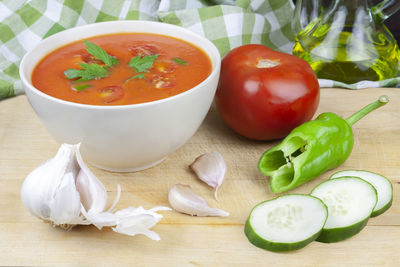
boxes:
[89,156,167,173]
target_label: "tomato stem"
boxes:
[257,59,280,68]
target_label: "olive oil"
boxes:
[292,0,400,84]
[293,29,400,84]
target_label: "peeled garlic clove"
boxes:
[190,152,226,200]
[168,184,229,217]
[21,144,80,224]
[75,147,107,214]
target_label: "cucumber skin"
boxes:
[330,170,393,217]
[244,219,322,252]
[316,217,369,243]
[372,198,392,217]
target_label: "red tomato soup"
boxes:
[31,33,212,105]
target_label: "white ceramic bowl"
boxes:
[20,21,221,172]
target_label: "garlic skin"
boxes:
[21,143,170,240]
[111,206,171,241]
[189,152,226,200]
[168,184,229,217]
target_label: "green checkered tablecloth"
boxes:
[0,0,399,100]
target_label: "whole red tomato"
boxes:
[215,44,319,140]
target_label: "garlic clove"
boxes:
[75,170,93,213]
[49,172,83,226]
[75,145,107,214]
[189,152,226,200]
[168,184,229,217]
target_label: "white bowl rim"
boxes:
[20,20,221,110]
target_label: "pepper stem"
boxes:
[345,95,389,126]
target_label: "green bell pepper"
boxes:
[258,95,389,193]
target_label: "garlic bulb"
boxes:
[168,184,229,217]
[189,152,226,200]
[21,144,170,240]
[21,144,85,229]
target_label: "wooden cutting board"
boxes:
[1,88,399,266]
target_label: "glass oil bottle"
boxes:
[293,0,400,83]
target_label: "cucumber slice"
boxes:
[330,170,393,217]
[311,177,377,243]
[244,194,328,252]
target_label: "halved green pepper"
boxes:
[258,95,389,193]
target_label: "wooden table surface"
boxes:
[1,88,399,266]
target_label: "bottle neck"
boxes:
[323,0,369,26]
[330,0,368,11]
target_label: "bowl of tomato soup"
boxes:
[20,21,220,172]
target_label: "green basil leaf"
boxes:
[129,54,159,73]
[83,40,119,67]
[64,63,109,82]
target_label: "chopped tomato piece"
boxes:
[149,74,176,89]
[153,61,176,74]
[98,86,124,103]
[129,45,160,57]
[81,53,103,64]
[81,52,116,65]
